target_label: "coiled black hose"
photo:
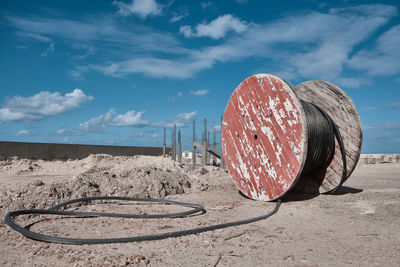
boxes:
[5,196,281,244]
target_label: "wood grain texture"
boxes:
[222,74,307,201]
[293,80,363,193]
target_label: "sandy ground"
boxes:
[0,155,399,266]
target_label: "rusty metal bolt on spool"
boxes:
[221,74,362,201]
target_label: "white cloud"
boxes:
[15,31,52,43]
[40,42,54,57]
[334,77,372,89]
[180,14,248,39]
[57,109,149,135]
[113,0,162,18]
[57,109,116,135]
[175,111,196,122]
[111,110,149,126]
[364,121,400,130]
[94,56,213,79]
[56,109,196,136]
[170,9,189,23]
[7,4,398,84]
[170,111,197,127]
[168,92,183,102]
[94,5,396,82]
[348,24,400,76]
[7,13,183,56]
[363,120,400,152]
[213,125,221,132]
[0,89,93,123]
[270,68,298,82]
[190,89,209,96]
[152,111,197,128]
[201,1,212,10]
[16,130,29,136]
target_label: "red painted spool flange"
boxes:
[222,74,307,201]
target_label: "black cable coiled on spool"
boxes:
[301,100,347,188]
[301,100,335,174]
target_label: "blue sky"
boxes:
[0,0,399,153]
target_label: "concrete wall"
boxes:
[0,141,171,160]
[360,154,400,164]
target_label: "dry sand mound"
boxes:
[0,154,194,220]
[1,155,399,266]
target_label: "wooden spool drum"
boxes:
[221,74,362,201]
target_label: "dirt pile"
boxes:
[0,154,194,221]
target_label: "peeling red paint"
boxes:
[222,74,306,201]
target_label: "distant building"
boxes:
[182,151,192,158]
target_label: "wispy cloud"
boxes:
[57,110,196,136]
[363,120,400,152]
[180,14,248,39]
[0,89,93,123]
[57,109,149,135]
[335,77,372,89]
[190,89,209,96]
[112,110,149,126]
[170,8,189,23]
[213,125,221,132]
[4,4,398,84]
[113,0,162,18]
[348,24,400,76]
[95,5,397,83]
[152,111,197,128]
[40,42,54,57]
[168,92,183,102]
[68,66,89,81]
[15,31,53,43]
[389,102,400,109]
[201,1,213,10]
[16,130,29,136]
[364,121,400,130]
[93,56,213,79]
[360,106,376,111]
[6,13,183,55]
[57,109,115,135]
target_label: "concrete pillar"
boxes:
[220,115,225,168]
[178,130,182,164]
[192,120,196,170]
[163,127,166,157]
[202,118,207,166]
[172,124,176,161]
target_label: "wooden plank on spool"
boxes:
[293,80,362,193]
[222,74,307,201]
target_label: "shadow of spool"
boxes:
[330,186,363,195]
[238,188,318,202]
[237,185,363,203]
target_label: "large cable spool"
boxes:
[221,74,362,201]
